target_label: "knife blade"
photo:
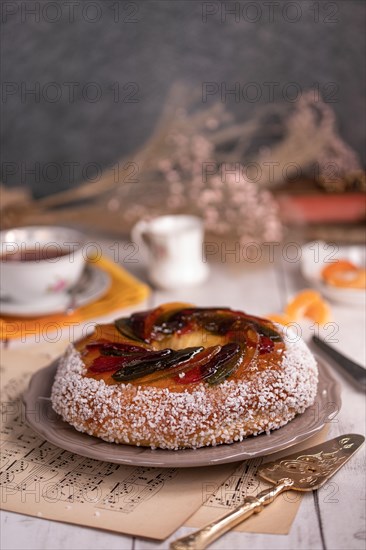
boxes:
[170,434,364,550]
[312,335,366,391]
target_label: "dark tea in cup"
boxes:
[1,245,71,262]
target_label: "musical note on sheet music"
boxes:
[203,458,262,509]
[98,468,177,513]
[0,372,178,513]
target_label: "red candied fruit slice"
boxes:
[85,340,110,348]
[129,310,151,341]
[130,304,183,342]
[130,307,180,340]
[89,355,126,373]
[166,308,236,337]
[162,346,221,385]
[89,352,151,373]
[175,365,204,384]
[246,335,275,355]
[174,344,241,385]
[258,335,275,355]
[175,321,196,336]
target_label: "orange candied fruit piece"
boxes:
[321,260,366,289]
[285,289,323,320]
[267,289,332,327]
[305,300,332,325]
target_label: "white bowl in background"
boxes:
[301,240,366,306]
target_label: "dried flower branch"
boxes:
[1,84,363,244]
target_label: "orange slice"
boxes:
[305,300,332,324]
[285,289,323,320]
[268,288,331,326]
[321,260,366,289]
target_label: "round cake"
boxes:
[51,302,318,449]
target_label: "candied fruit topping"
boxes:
[85,305,284,385]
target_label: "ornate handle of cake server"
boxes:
[170,478,294,550]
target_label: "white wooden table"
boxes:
[1,240,365,550]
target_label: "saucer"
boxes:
[0,265,111,317]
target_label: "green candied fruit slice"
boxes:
[205,343,242,385]
[112,349,173,381]
[111,347,203,382]
[251,321,283,342]
[115,317,145,343]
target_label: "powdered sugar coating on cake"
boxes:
[51,329,318,450]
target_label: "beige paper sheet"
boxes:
[186,427,329,535]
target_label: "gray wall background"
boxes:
[1,0,365,198]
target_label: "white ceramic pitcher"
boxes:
[131,215,209,289]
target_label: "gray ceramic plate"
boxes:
[22,358,341,468]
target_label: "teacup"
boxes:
[0,226,86,303]
[132,215,209,289]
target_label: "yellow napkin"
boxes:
[0,256,150,341]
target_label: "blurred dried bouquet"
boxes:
[1,85,363,245]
